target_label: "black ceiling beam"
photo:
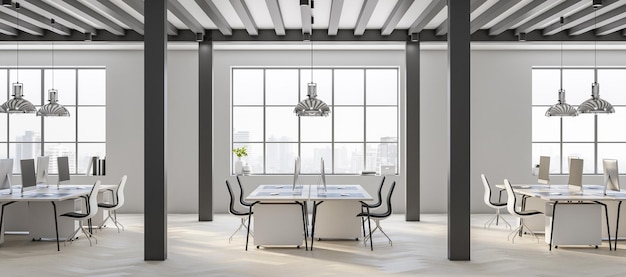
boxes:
[122,0,178,36]
[436,0,488,36]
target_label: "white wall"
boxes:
[5,46,624,214]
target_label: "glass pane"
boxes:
[233,143,262,175]
[366,107,397,142]
[233,69,263,105]
[562,143,595,174]
[562,113,593,142]
[265,69,298,105]
[598,107,626,142]
[44,69,76,105]
[562,69,594,106]
[78,107,106,141]
[532,69,559,105]
[301,143,332,174]
[44,107,76,142]
[334,69,364,105]
[9,114,41,142]
[77,143,105,174]
[334,107,363,142]
[531,107,559,141]
[0,69,7,103]
[0,114,6,141]
[265,107,297,142]
[43,143,76,174]
[9,143,41,174]
[300,69,332,105]
[233,107,263,142]
[598,69,626,105]
[531,143,560,174]
[9,69,42,106]
[78,69,106,105]
[334,143,363,174]
[300,115,331,142]
[366,69,397,105]
[365,143,397,173]
[598,144,626,174]
[265,143,297,174]
[0,143,6,159]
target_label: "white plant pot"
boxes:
[235,158,244,175]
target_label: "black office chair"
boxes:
[357,181,396,251]
[360,176,385,238]
[60,180,101,247]
[225,179,255,243]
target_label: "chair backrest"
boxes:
[481,174,496,207]
[380,181,396,217]
[236,176,248,206]
[503,179,518,216]
[86,180,101,220]
[371,176,386,208]
[115,175,128,208]
[225,179,239,215]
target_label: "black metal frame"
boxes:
[548,201,612,251]
[245,201,309,251]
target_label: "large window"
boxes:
[532,67,626,174]
[232,67,399,175]
[0,67,106,175]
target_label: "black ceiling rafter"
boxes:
[121,0,177,36]
[436,0,488,36]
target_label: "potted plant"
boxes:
[232,146,248,175]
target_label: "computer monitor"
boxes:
[568,158,584,191]
[57,156,71,188]
[537,156,550,185]
[0,159,13,194]
[292,156,301,191]
[35,156,49,186]
[603,159,620,195]
[319,157,327,192]
[20,159,37,194]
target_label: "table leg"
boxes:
[520,195,529,237]
[245,204,254,251]
[594,201,612,251]
[616,201,622,250]
[549,201,558,251]
[297,201,308,251]
[51,202,60,251]
[311,201,323,251]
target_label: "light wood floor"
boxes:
[2,213,626,276]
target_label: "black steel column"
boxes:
[198,38,213,221]
[447,0,471,261]
[406,36,420,221]
[144,0,168,261]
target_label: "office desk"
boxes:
[501,184,626,250]
[0,184,116,251]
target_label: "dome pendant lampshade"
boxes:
[546,17,577,117]
[578,3,614,114]
[37,18,69,117]
[37,89,69,117]
[1,82,36,113]
[294,83,330,116]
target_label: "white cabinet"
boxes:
[545,202,602,247]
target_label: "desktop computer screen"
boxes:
[20,159,37,193]
[36,156,49,186]
[568,158,584,189]
[538,156,550,184]
[57,156,71,185]
[292,156,301,190]
[0,159,13,191]
[603,159,620,194]
[319,157,327,192]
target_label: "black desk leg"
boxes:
[310,201,323,251]
[297,201,308,251]
[0,202,15,235]
[245,204,253,251]
[520,195,529,237]
[52,202,60,251]
[549,201,558,251]
[616,201,622,251]
[595,201,612,251]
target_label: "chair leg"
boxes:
[374,219,392,246]
[484,213,497,229]
[65,225,81,247]
[497,213,512,230]
[229,218,246,243]
[80,224,93,246]
[507,224,523,243]
[98,211,113,229]
[520,220,540,243]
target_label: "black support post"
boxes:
[144,0,168,261]
[198,39,213,221]
[405,35,420,221]
[447,0,471,261]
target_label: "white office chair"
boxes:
[225,179,255,243]
[481,174,511,229]
[98,175,127,232]
[504,179,543,243]
[60,180,101,246]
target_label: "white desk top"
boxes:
[0,184,117,202]
[246,184,372,202]
[496,183,626,201]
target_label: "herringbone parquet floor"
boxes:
[1,213,625,276]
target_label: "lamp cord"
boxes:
[560,17,563,90]
[594,8,597,82]
[15,1,19,83]
[51,19,55,89]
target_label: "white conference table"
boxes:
[0,184,116,251]
[245,184,372,251]
[501,183,626,250]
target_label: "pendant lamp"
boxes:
[37,18,69,117]
[294,1,330,117]
[578,1,614,114]
[546,17,577,117]
[0,1,36,114]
